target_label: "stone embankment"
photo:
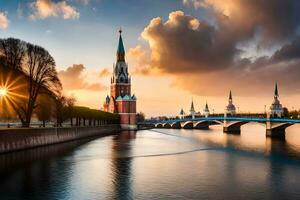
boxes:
[0,125,121,153]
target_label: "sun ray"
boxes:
[0,69,29,119]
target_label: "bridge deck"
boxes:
[157,117,300,124]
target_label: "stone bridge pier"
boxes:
[223,120,249,134]
[266,121,293,139]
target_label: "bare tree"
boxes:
[0,38,26,70]
[0,38,62,127]
[19,44,62,127]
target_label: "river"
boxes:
[1,123,300,199]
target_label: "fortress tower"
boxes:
[102,30,137,130]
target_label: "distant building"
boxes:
[190,99,196,119]
[270,82,283,117]
[225,90,236,115]
[179,108,185,119]
[203,101,210,118]
[102,30,137,130]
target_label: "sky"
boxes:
[1,0,300,117]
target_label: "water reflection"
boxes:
[169,123,300,159]
[0,128,300,199]
[110,131,136,200]
[0,137,99,200]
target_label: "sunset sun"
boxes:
[0,88,7,97]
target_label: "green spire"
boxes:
[117,29,125,54]
[274,82,279,97]
[116,29,125,61]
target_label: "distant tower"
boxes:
[102,29,137,130]
[179,108,185,119]
[203,101,210,118]
[190,99,196,119]
[270,82,283,117]
[225,90,236,115]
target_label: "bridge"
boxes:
[153,116,300,139]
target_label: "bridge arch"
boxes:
[156,123,163,128]
[223,121,250,134]
[163,123,172,128]
[212,120,223,125]
[171,122,181,129]
[181,121,193,129]
[194,121,209,129]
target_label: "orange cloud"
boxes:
[0,12,8,29]
[30,0,80,20]
[58,64,106,91]
[127,45,155,75]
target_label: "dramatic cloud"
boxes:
[183,0,300,44]
[140,11,238,73]
[30,0,80,20]
[132,7,300,96]
[127,45,153,75]
[0,12,9,29]
[58,64,106,91]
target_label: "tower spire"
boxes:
[274,82,279,98]
[190,98,195,112]
[117,28,125,62]
[229,90,232,101]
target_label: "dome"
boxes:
[123,95,131,100]
[227,104,236,111]
[116,96,123,101]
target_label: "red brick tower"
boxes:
[102,30,137,130]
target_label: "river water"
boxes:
[1,123,300,200]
